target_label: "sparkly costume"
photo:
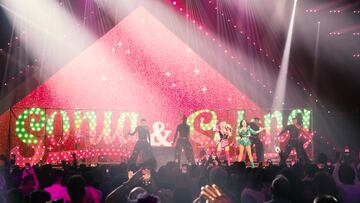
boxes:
[213,122,233,165]
[174,122,195,164]
[128,125,154,164]
[237,127,257,146]
[237,126,258,168]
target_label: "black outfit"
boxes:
[128,125,154,164]
[279,124,309,163]
[174,122,195,164]
[249,122,264,162]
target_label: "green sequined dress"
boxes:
[237,127,257,146]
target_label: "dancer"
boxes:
[249,117,265,163]
[237,119,265,168]
[128,118,154,164]
[213,121,233,165]
[173,116,195,164]
[278,117,310,164]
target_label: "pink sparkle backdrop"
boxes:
[16,7,261,111]
[1,7,268,165]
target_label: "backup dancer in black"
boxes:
[249,117,264,163]
[173,116,195,164]
[279,117,310,164]
[128,118,154,164]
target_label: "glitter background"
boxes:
[0,7,293,165]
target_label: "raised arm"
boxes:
[128,126,138,136]
[105,169,144,203]
[332,162,342,186]
[333,162,360,186]
[105,183,129,203]
[256,127,265,134]
[22,164,40,189]
[249,127,259,135]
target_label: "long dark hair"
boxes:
[240,119,247,128]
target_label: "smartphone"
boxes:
[142,168,151,185]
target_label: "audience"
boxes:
[7,188,25,203]
[241,171,266,203]
[29,190,51,203]
[44,170,67,200]
[20,174,38,198]
[265,175,291,203]
[67,175,89,203]
[333,162,360,203]
[313,172,338,199]
[0,150,359,203]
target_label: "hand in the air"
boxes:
[126,168,145,186]
[200,184,232,203]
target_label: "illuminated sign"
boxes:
[10,108,312,165]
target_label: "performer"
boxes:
[278,117,310,164]
[213,121,233,165]
[237,119,265,168]
[249,117,265,163]
[172,116,195,164]
[128,118,154,164]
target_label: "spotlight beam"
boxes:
[1,0,96,80]
[272,0,298,111]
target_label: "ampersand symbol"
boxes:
[151,122,172,147]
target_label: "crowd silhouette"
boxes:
[0,150,359,203]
